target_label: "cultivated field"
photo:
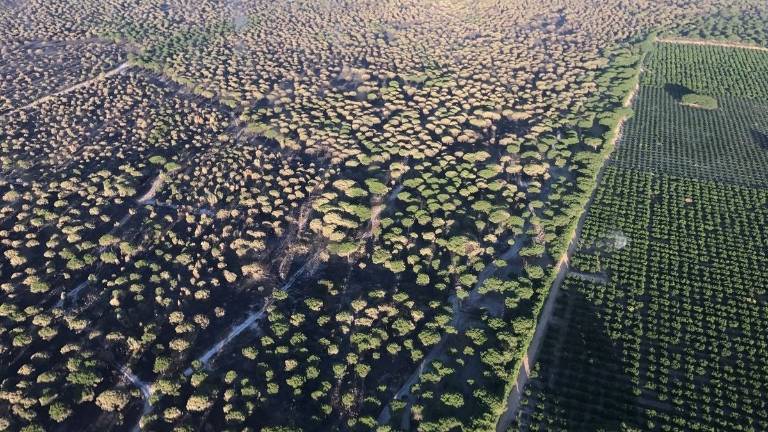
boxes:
[513,42,768,432]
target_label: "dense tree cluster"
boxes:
[0,40,126,114]
[673,5,768,46]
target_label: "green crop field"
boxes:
[614,86,768,186]
[513,43,768,432]
[643,43,768,99]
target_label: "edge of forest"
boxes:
[493,33,656,432]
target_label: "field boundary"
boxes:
[655,37,768,52]
[494,41,647,431]
[495,35,767,431]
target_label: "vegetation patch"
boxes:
[680,92,718,109]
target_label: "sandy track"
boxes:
[495,40,757,431]
[655,37,768,52]
[118,365,153,432]
[378,236,529,427]
[494,37,765,431]
[3,62,131,116]
[184,250,322,375]
[137,174,165,204]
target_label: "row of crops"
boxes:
[513,43,768,431]
[615,86,768,186]
[643,43,768,99]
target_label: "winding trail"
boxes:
[3,62,131,117]
[118,365,153,432]
[378,235,529,426]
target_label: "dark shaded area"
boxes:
[548,291,638,430]
[515,285,639,431]
[752,129,768,150]
[664,83,693,101]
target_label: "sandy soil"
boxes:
[137,174,165,204]
[656,37,768,52]
[119,365,153,432]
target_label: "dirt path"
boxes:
[118,365,153,432]
[493,159,616,430]
[185,307,269,375]
[376,299,455,426]
[495,45,646,430]
[493,52,644,432]
[183,250,322,376]
[378,235,529,426]
[137,174,165,204]
[3,62,131,117]
[656,37,768,52]
[361,183,403,241]
[123,250,322,431]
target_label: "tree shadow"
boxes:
[751,129,768,150]
[523,283,639,430]
[664,83,693,102]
